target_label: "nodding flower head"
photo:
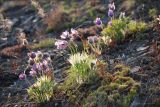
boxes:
[70,28,79,41]
[28,52,36,59]
[109,2,115,11]
[88,36,99,44]
[60,30,70,39]
[19,73,26,80]
[55,40,68,50]
[28,59,35,66]
[32,64,38,71]
[71,28,78,35]
[43,53,50,59]
[94,18,102,26]
[41,64,48,71]
[108,21,112,26]
[108,9,114,17]
[30,70,37,77]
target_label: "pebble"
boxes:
[131,66,141,73]
[136,46,149,52]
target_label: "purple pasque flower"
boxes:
[28,59,35,66]
[69,28,79,41]
[109,2,115,11]
[28,52,36,59]
[36,63,43,71]
[88,36,99,44]
[43,53,49,59]
[32,64,38,71]
[94,17,102,26]
[108,9,114,17]
[19,73,26,80]
[30,70,37,77]
[41,64,48,71]
[42,53,51,62]
[55,40,68,50]
[42,59,48,65]
[71,28,78,35]
[60,30,70,39]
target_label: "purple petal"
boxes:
[19,73,26,80]
[108,9,114,17]
[28,52,36,59]
[30,70,37,77]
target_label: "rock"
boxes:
[21,16,34,26]
[12,18,19,26]
[0,72,18,87]
[130,66,141,73]
[136,46,149,51]
[130,95,141,107]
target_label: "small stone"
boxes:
[33,39,38,43]
[110,59,114,65]
[131,66,141,73]
[14,105,18,107]
[136,46,149,51]
[1,37,7,41]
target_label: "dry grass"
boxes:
[89,0,101,6]
[30,38,55,50]
[0,45,26,58]
[78,26,101,39]
[44,7,70,32]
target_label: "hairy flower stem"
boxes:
[68,42,78,55]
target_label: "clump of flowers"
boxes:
[108,2,115,18]
[27,75,55,103]
[60,30,70,39]
[19,51,53,79]
[19,51,52,80]
[55,40,68,50]
[60,28,79,40]
[19,51,54,103]
[70,28,79,41]
[27,51,52,77]
[94,17,103,27]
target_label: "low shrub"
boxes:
[149,8,158,19]
[84,64,140,107]
[101,18,148,42]
[101,19,128,42]
[127,21,148,35]
[44,8,70,32]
